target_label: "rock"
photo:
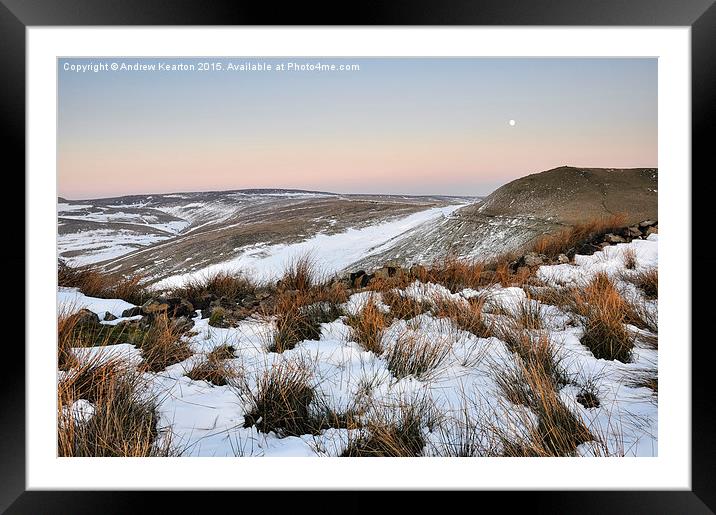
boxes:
[598,242,611,249]
[103,312,118,321]
[556,254,570,264]
[604,233,626,244]
[349,270,372,288]
[194,293,216,310]
[170,316,195,333]
[646,226,658,236]
[171,298,195,318]
[625,226,642,238]
[349,270,366,284]
[410,264,427,278]
[359,273,373,288]
[522,252,545,267]
[121,306,142,318]
[639,219,657,228]
[372,265,402,281]
[141,299,169,316]
[74,309,100,328]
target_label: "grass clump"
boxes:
[381,290,432,321]
[432,296,492,338]
[625,267,658,300]
[622,248,638,270]
[279,254,317,292]
[345,298,388,354]
[239,359,317,437]
[174,270,257,307]
[341,398,434,457]
[574,273,636,362]
[58,259,148,305]
[58,357,174,457]
[269,292,322,353]
[137,314,193,372]
[496,350,592,457]
[385,332,452,380]
[185,345,237,386]
[531,213,627,258]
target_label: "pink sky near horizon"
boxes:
[58,57,657,200]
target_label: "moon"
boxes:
[509,119,516,127]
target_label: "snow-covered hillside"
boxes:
[59,234,658,457]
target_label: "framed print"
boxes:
[4,0,715,511]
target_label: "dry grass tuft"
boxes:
[58,357,174,457]
[625,267,658,300]
[426,255,487,293]
[531,214,627,258]
[381,290,432,320]
[137,314,193,372]
[514,297,544,331]
[496,355,592,456]
[622,248,638,270]
[239,359,317,436]
[280,254,317,291]
[185,346,237,386]
[432,296,492,338]
[58,260,148,305]
[385,332,452,380]
[268,291,323,353]
[573,273,636,362]
[174,270,257,307]
[341,398,435,457]
[345,299,388,354]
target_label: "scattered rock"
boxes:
[121,306,143,318]
[639,220,657,228]
[103,312,118,321]
[646,226,658,236]
[522,252,545,267]
[604,233,626,244]
[170,316,195,333]
[556,254,570,264]
[75,309,100,328]
[625,226,642,238]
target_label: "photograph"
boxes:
[55,56,660,458]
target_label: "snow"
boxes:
[537,234,657,287]
[58,236,658,458]
[153,203,467,289]
[57,287,135,318]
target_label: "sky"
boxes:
[58,57,657,199]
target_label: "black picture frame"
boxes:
[4,0,715,511]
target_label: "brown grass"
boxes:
[385,332,452,380]
[381,290,432,320]
[280,254,317,291]
[239,359,318,436]
[173,270,258,307]
[531,213,627,258]
[341,399,434,457]
[268,291,323,353]
[573,273,636,362]
[58,260,148,305]
[622,248,638,270]
[345,298,388,354]
[496,352,592,456]
[137,314,193,372]
[432,296,492,338]
[185,345,237,386]
[425,255,487,293]
[58,357,174,457]
[626,267,658,299]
